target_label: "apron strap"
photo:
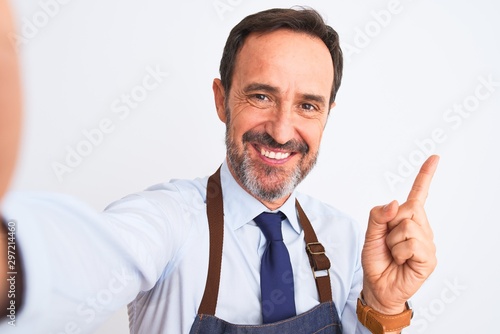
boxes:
[197,166,224,316]
[197,167,333,316]
[296,200,332,303]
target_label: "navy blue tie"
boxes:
[254,211,296,323]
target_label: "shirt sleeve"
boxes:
[340,221,372,334]
[0,190,189,334]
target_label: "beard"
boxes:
[226,126,319,203]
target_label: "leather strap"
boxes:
[356,296,412,334]
[197,167,333,315]
[296,200,332,303]
[197,167,224,316]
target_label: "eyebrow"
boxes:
[243,83,326,107]
[301,93,326,107]
[243,83,279,95]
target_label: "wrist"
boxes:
[357,290,413,334]
[361,288,406,314]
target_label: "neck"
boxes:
[225,158,291,211]
[259,196,290,211]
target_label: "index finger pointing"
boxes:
[407,155,440,204]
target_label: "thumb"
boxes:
[366,200,399,239]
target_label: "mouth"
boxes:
[252,144,295,164]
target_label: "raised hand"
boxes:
[361,155,439,314]
[0,0,22,202]
[1,0,23,315]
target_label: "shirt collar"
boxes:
[219,159,301,234]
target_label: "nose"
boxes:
[264,105,296,145]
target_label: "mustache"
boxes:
[242,130,309,154]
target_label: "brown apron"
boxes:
[189,167,343,333]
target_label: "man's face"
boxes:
[213,29,335,209]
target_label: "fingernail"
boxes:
[383,202,392,212]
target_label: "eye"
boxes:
[301,103,316,111]
[248,94,273,108]
[253,94,269,101]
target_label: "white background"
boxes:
[7,0,500,333]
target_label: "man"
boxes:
[0,5,438,334]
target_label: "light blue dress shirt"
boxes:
[1,160,370,333]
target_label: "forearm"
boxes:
[0,191,178,332]
[0,195,136,332]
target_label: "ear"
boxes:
[329,101,336,111]
[325,101,336,127]
[212,78,227,123]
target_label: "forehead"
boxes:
[232,29,334,95]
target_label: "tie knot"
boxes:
[254,211,286,241]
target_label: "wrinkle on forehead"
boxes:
[231,29,334,105]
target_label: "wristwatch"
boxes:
[356,292,413,334]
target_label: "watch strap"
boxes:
[356,296,412,334]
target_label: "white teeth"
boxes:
[260,148,290,160]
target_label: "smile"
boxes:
[253,144,294,163]
[260,148,290,160]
